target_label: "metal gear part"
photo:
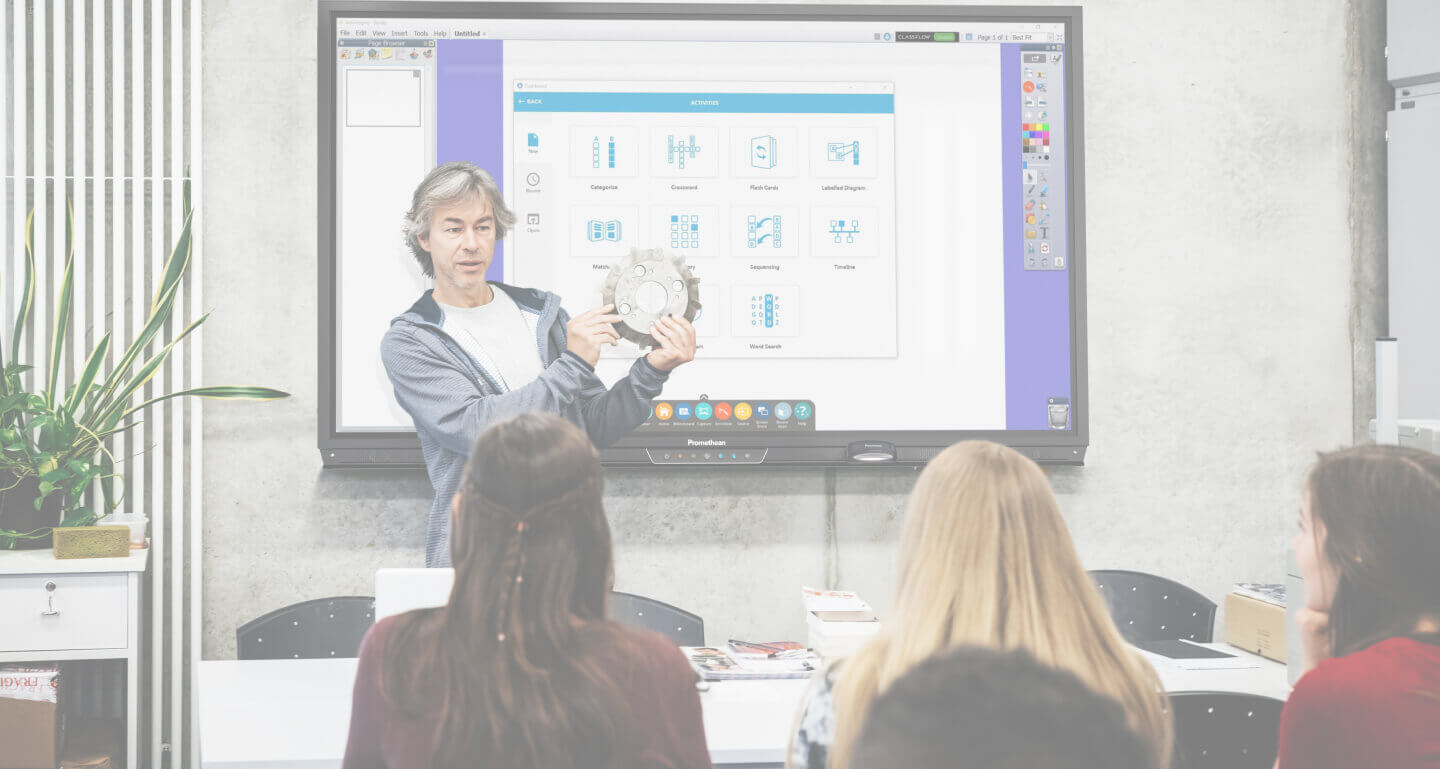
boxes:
[601,248,702,349]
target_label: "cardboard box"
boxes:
[1226,592,1287,662]
[0,667,63,769]
[60,716,122,769]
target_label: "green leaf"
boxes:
[97,420,141,440]
[85,279,185,423]
[35,409,78,454]
[39,467,68,483]
[66,466,100,494]
[27,416,54,439]
[94,313,208,430]
[0,393,26,414]
[86,208,193,419]
[65,333,111,414]
[12,211,36,365]
[150,208,195,316]
[0,526,53,541]
[48,201,77,405]
[99,454,116,512]
[124,384,290,417]
[84,217,193,422]
[61,506,96,528]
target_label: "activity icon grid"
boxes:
[746,214,783,249]
[670,214,701,249]
[828,218,860,244]
[826,140,860,166]
[666,133,703,169]
[586,219,623,242]
[592,135,617,169]
[750,135,777,169]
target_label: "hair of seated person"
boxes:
[850,645,1155,769]
[1306,444,1440,657]
[379,413,629,769]
[827,440,1171,769]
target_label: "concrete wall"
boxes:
[200,0,1385,658]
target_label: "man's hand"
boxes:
[566,305,622,367]
[1296,607,1332,676]
[645,314,697,372]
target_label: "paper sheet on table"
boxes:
[1134,644,1263,671]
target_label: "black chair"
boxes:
[1090,570,1217,644]
[1168,691,1285,769]
[608,591,704,646]
[236,596,375,660]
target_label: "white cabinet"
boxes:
[0,548,149,769]
[0,573,129,652]
[1388,0,1440,85]
[1387,88,1440,417]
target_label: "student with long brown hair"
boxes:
[1278,444,1440,769]
[788,440,1172,769]
[341,413,711,769]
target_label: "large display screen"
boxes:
[319,2,1088,466]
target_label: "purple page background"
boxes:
[437,40,506,281]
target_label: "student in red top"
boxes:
[1279,444,1440,769]
[341,413,711,769]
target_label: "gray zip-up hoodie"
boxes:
[380,283,668,566]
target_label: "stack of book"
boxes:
[803,586,881,659]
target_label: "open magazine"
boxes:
[682,646,818,681]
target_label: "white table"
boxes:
[198,657,808,768]
[1141,644,1294,702]
[198,642,1287,769]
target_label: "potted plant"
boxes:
[1,189,288,552]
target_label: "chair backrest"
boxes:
[1168,691,1285,769]
[1090,570,1217,643]
[607,591,704,646]
[236,596,376,660]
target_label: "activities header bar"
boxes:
[513,92,896,114]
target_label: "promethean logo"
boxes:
[686,439,727,447]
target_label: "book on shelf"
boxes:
[682,646,817,681]
[801,586,875,622]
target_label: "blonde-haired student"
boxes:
[788,440,1172,769]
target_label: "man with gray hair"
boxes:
[381,161,696,566]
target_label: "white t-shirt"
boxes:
[438,288,544,392]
